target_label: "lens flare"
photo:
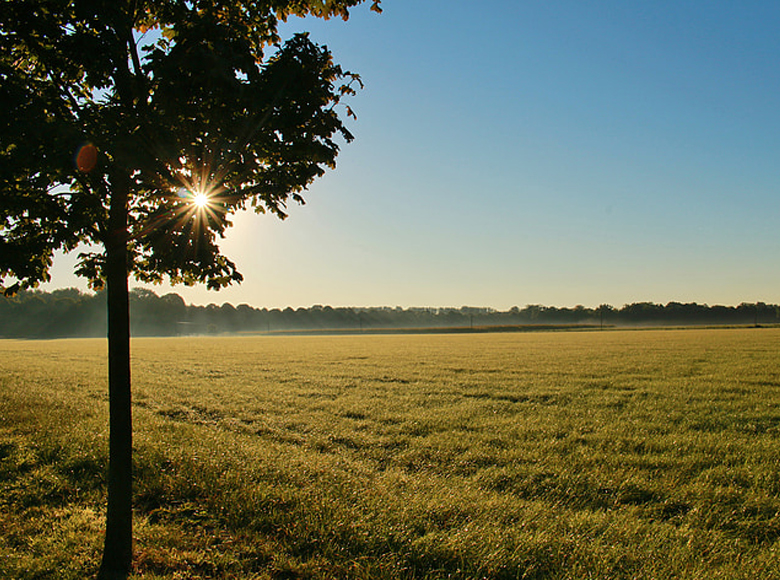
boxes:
[75,143,98,173]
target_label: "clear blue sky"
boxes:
[46,0,780,309]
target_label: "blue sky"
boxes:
[46,0,780,309]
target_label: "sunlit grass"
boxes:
[1,329,780,578]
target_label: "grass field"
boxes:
[1,328,780,579]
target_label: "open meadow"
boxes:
[1,328,780,579]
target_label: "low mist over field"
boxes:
[2,288,779,338]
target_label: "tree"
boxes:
[0,1,380,577]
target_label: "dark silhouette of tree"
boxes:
[0,1,380,577]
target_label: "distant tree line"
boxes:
[1,288,779,338]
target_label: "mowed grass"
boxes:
[1,328,780,579]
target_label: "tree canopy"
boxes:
[1,0,381,295]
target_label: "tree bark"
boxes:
[99,173,133,579]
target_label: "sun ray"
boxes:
[132,156,235,250]
[171,160,228,221]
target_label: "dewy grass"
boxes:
[1,328,780,579]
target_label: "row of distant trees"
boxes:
[1,288,779,339]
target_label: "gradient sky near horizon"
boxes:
[44,0,780,309]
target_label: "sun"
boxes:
[192,192,210,208]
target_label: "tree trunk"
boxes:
[99,174,133,579]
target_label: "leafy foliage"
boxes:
[0,0,380,294]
